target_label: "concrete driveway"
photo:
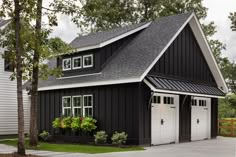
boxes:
[0,137,236,157]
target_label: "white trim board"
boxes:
[38,78,141,91]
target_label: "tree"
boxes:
[14,0,25,154]
[29,0,42,146]
[0,0,74,148]
[229,12,236,31]
[29,0,79,146]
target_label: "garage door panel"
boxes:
[151,94,179,145]
[191,98,210,141]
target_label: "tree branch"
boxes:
[42,6,58,12]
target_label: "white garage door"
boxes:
[151,94,179,145]
[191,97,211,141]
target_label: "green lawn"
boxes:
[0,139,144,154]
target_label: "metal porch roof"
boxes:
[145,76,225,97]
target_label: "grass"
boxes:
[0,139,144,154]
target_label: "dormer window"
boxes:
[73,56,82,69]
[62,58,71,71]
[83,54,93,68]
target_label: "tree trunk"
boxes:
[29,0,42,146]
[14,0,25,155]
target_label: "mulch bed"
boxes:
[0,153,39,157]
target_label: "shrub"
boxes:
[71,117,81,131]
[94,131,108,144]
[81,117,97,132]
[52,118,61,129]
[111,132,128,145]
[61,117,72,129]
[39,131,52,142]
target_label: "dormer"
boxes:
[58,22,151,78]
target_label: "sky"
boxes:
[49,0,236,61]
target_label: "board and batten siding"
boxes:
[38,82,151,145]
[0,50,31,135]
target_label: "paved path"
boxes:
[0,137,236,157]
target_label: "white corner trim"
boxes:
[38,78,141,91]
[57,72,102,79]
[189,15,228,93]
[144,79,224,98]
[72,22,152,53]
[140,13,195,81]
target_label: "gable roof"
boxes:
[38,12,228,94]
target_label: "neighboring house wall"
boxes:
[38,82,151,145]
[0,50,31,135]
[149,24,216,86]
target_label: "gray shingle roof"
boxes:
[70,22,149,49]
[38,12,194,90]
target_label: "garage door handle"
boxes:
[197,119,200,124]
[161,119,164,125]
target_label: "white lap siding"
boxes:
[0,51,31,135]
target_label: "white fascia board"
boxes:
[72,22,152,53]
[139,13,195,82]
[144,79,224,99]
[189,15,228,93]
[38,78,141,91]
[57,72,102,79]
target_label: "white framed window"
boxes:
[72,96,82,117]
[83,54,93,68]
[72,56,82,69]
[62,96,71,116]
[62,58,71,71]
[83,95,93,117]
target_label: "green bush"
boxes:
[52,118,61,129]
[39,131,52,142]
[94,131,108,144]
[81,117,97,132]
[71,117,81,131]
[111,132,128,145]
[61,117,72,129]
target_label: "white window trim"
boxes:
[83,54,93,68]
[83,95,93,117]
[72,95,82,117]
[62,96,71,116]
[62,58,71,71]
[72,56,82,70]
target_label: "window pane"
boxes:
[85,108,93,117]
[63,97,71,107]
[73,57,81,68]
[64,108,71,117]
[84,96,92,106]
[73,97,81,107]
[74,108,82,117]
[63,59,71,69]
[84,57,91,65]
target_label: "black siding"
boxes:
[38,82,151,145]
[211,98,218,138]
[149,24,216,86]
[179,95,191,142]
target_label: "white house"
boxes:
[0,20,31,135]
